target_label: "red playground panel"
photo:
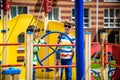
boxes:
[111,45,120,80]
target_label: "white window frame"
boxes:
[104,8,120,28]
[71,8,91,28]
[48,7,61,21]
[0,0,2,19]
[0,9,3,19]
[9,6,29,19]
[71,8,75,20]
[104,0,120,2]
[84,8,91,28]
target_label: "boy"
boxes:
[58,20,75,80]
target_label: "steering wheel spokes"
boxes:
[36,30,74,70]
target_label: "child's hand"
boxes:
[33,47,39,53]
[72,48,75,52]
[40,39,44,44]
[38,39,44,44]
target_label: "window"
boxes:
[104,0,120,2]
[104,8,120,28]
[0,9,2,19]
[10,6,29,19]
[84,9,90,28]
[72,9,75,19]
[0,0,2,19]
[0,4,29,19]
[72,8,91,28]
[48,7,61,21]
[18,32,25,43]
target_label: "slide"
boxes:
[91,42,100,56]
[90,43,120,80]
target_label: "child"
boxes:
[26,25,44,80]
[58,20,75,80]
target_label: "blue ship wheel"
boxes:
[36,30,74,71]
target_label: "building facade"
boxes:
[0,0,120,43]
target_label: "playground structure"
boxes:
[0,14,77,80]
[0,14,120,80]
[0,0,120,80]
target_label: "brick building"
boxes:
[1,0,120,42]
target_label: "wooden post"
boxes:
[43,13,49,79]
[2,74,12,80]
[54,59,61,80]
[85,32,91,80]
[26,32,33,80]
[13,74,20,80]
[100,32,108,80]
[2,9,8,64]
[43,13,48,33]
[104,32,108,80]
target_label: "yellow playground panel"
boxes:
[0,14,76,80]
